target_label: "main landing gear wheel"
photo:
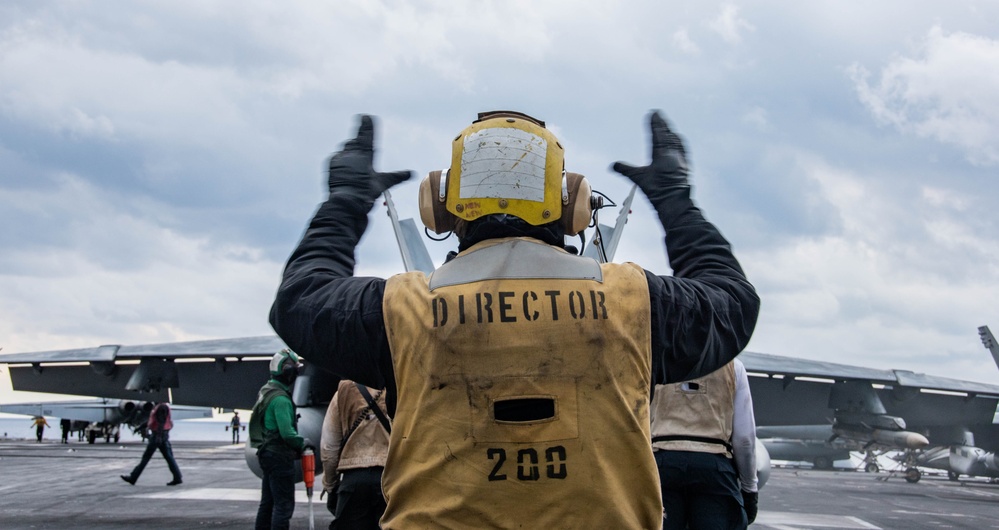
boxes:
[813,456,833,470]
[865,463,879,473]
[948,471,960,481]
[904,467,921,483]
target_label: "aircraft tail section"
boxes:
[979,325,999,372]
[582,184,637,263]
[383,191,435,275]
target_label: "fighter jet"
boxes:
[748,328,999,482]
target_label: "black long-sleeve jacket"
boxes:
[270,186,760,414]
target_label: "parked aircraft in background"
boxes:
[895,326,999,483]
[899,445,999,483]
[0,398,213,443]
[749,326,999,483]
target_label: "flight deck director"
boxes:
[269,110,759,528]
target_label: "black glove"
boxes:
[327,114,412,203]
[302,438,316,453]
[611,110,691,209]
[741,490,758,524]
[325,485,339,516]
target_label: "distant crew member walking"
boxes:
[230,411,242,444]
[30,416,50,443]
[120,402,183,486]
[60,418,72,444]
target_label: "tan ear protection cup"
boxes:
[419,170,458,234]
[562,172,593,236]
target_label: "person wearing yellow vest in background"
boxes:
[269,110,760,529]
[321,379,390,530]
[30,416,50,442]
[652,358,759,528]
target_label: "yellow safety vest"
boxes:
[651,361,736,457]
[381,237,662,529]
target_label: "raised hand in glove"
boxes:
[611,110,690,206]
[328,114,413,202]
[741,489,759,524]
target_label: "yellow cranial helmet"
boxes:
[419,111,592,236]
[447,111,564,225]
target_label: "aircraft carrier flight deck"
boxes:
[1,439,997,529]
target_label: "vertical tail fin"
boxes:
[979,326,999,372]
[582,184,637,263]
[383,190,435,275]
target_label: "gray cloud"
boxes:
[2,1,999,398]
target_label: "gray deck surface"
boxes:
[1,440,998,529]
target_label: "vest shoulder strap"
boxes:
[355,383,391,434]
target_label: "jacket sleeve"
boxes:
[731,359,759,492]
[272,396,305,452]
[645,191,760,385]
[269,195,394,391]
[321,390,344,492]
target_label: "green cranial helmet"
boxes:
[269,348,303,378]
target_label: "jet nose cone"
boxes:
[906,432,930,449]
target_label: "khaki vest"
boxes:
[650,361,736,457]
[381,238,661,529]
[334,380,390,471]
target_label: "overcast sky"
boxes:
[3,1,999,404]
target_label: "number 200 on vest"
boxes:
[486,445,568,482]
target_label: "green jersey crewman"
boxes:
[250,349,312,530]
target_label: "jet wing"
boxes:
[742,350,999,452]
[0,400,124,423]
[2,336,284,410]
[741,350,999,395]
[0,399,212,423]
[0,335,286,364]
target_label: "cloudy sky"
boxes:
[2,0,999,403]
